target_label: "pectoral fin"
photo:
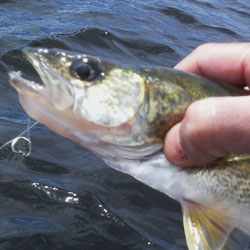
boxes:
[182,201,249,250]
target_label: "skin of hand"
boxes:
[164,42,250,167]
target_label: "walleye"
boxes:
[9,48,250,250]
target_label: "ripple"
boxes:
[227,6,250,18]
[160,7,198,24]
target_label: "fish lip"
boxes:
[22,47,49,68]
[8,47,50,95]
[22,47,51,85]
[22,47,47,62]
[8,70,45,96]
[9,47,69,97]
[22,47,34,62]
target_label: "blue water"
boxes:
[0,1,250,249]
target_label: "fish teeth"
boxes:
[9,71,44,90]
[8,71,22,79]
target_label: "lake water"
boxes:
[0,0,250,249]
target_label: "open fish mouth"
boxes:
[9,70,45,96]
[8,48,51,96]
[9,48,75,111]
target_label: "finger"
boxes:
[174,43,250,87]
[164,96,250,166]
[164,123,195,167]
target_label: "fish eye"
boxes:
[70,58,101,81]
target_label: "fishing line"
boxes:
[0,117,38,157]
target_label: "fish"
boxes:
[9,47,250,250]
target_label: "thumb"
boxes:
[164,96,250,167]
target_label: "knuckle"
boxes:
[180,99,216,153]
[194,43,215,55]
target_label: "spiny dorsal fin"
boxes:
[182,201,248,250]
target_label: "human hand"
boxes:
[164,43,250,166]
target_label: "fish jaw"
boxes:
[8,48,81,144]
[8,71,73,140]
[9,71,45,97]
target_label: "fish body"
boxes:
[9,48,250,250]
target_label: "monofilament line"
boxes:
[0,118,39,157]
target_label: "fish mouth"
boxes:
[9,48,49,96]
[9,70,45,96]
[9,47,75,111]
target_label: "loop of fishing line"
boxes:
[0,119,38,157]
[11,136,32,156]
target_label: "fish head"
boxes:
[9,48,148,156]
